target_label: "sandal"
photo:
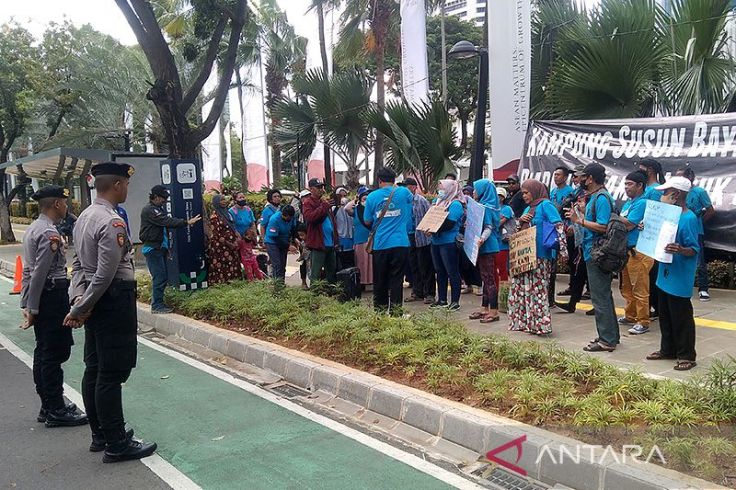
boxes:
[674,360,697,371]
[479,315,500,324]
[583,342,615,352]
[404,296,422,303]
[646,351,676,361]
[468,311,486,320]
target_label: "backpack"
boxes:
[589,191,629,274]
[501,216,517,243]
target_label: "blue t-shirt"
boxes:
[643,184,662,202]
[522,200,562,260]
[322,215,335,248]
[620,194,647,248]
[260,204,279,230]
[583,190,613,262]
[431,200,464,246]
[229,205,255,236]
[362,186,414,250]
[685,185,712,235]
[264,211,295,247]
[550,185,574,209]
[479,205,500,255]
[656,210,700,298]
[497,205,514,251]
[353,210,370,245]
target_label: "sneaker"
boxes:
[699,291,711,302]
[446,302,461,312]
[555,301,576,313]
[37,408,47,423]
[649,310,659,321]
[45,404,88,428]
[628,324,650,335]
[152,306,174,314]
[429,301,448,310]
[585,308,596,316]
[103,437,157,463]
[618,317,635,326]
[461,286,473,294]
[423,297,435,305]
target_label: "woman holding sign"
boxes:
[469,179,501,323]
[428,179,465,311]
[508,180,568,335]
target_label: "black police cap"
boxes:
[150,184,170,198]
[90,161,135,178]
[31,185,69,201]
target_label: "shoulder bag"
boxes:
[365,187,398,255]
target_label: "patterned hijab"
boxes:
[436,179,464,208]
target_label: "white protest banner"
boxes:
[463,197,485,265]
[509,227,537,276]
[417,205,449,233]
[400,0,430,106]
[637,200,681,264]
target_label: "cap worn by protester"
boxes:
[656,176,692,193]
[400,177,418,187]
[580,163,606,181]
[573,163,587,176]
[625,170,648,185]
[299,189,311,198]
[507,174,520,183]
[31,185,69,201]
[335,187,348,195]
[308,178,324,188]
[463,185,474,194]
[90,161,135,178]
[497,187,508,199]
[150,184,170,199]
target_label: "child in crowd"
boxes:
[239,228,266,281]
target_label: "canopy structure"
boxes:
[0,147,167,181]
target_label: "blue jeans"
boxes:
[696,235,709,292]
[266,242,288,284]
[586,260,619,346]
[431,243,461,304]
[145,249,168,310]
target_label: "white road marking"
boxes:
[138,336,484,490]
[0,331,201,490]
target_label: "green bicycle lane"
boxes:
[0,279,460,490]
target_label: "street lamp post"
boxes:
[448,40,488,183]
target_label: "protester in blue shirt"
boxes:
[639,158,666,319]
[644,176,700,371]
[229,191,256,237]
[258,189,282,243]
[550,166,575,211]
[470,179,501,324]
[568,163,619,352]
[677,167,715,302]
[507,180,567,335]
[495,188,514,287]
[427,179,465,311]
[617,170,653,335]
[402,178,435,304]
[264,205,297,285]
[363,168,413,313]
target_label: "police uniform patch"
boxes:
[117,233,126,247]
[112,220,126,229]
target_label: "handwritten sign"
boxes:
[636,200,681,264]
[509,227,537,276]
[416,205,449,233]
[463,197,485,265]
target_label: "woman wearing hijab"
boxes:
[347,187,373,286]
[428,179,465,311]
[469,179,501,323]
[207,194,243,285]
[507,179,568,335]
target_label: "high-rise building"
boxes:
[443,0,486,27]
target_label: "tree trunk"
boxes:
[317,2,333,190]
[346,156,360,190]
[235,69,249,191]
[459,114,469,149]
[0,168,16,244]
[440,1,448,107]
[373,5,389,185]
[271,127,282,187]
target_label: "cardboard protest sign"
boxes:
[463,197,485,265]
[416,205,449,233]
[637,200,681,264]
[509,227,537,276]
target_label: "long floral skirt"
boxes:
[507,258,553,334]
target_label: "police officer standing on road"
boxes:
[64,162,157,463]
[21,185,88,428]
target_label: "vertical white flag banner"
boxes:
[488,0,531,175]
[242,57,270,191]
[400,0,430,106]
[201,64,222,188]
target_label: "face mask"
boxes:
[438,190,447,198]
[236,200,247,207]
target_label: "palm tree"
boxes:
[274,69,373,189]
[367,100,460,193]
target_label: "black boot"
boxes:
[37,408,47,423]
[555,301,576,313]
[103,437,157,463]
[90,428,135,452]
[45,404,88,427]
[586,308,596,316]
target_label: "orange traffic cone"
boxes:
[9,255,22,295]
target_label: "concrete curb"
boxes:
[137,303,726,490]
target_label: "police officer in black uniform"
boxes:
[64,162,157,462]
[21,185,88,427]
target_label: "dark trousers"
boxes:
[408,236,435,299]
[145,249,168,310]
[338,250,355,271]
[371,247,409,311]
[459,248,481,287]
[696,235,709,292]
[477,253,498,309]
[649,261,660,316]
[659,291,697,361]
[431,243,462,304]
[265,242,288,283]
[568,247,588,305]
[587,260,619,346]
[310,247,337,283]
[82,281,138,443]
[548,260,558,306]
[32,287,73,410]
